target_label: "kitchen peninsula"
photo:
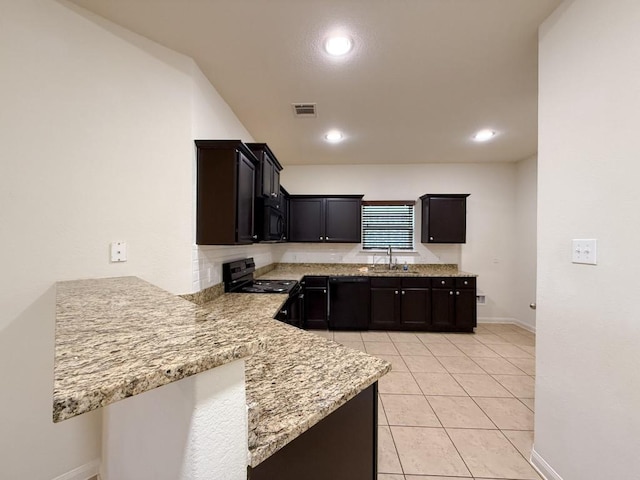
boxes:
[54,275,390,479]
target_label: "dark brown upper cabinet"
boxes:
[246,143,283,200]
[195,140,258,245]
[420,194,470,244]
[289,195,363,243]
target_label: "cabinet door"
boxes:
[431,287,455,328]
[370,288,400,330]
[454,289,476,331]
[325,198,362,242]
[304,288,328,329]
[272,167,280,199]
[422,196,467,243]
[289,198,325,242]
[280,192,289,241]
[261,156,274,198]
[236,151,256,244]
[400,288,431,329]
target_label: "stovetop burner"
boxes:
[240,279,298,294]
[222,258,298,294]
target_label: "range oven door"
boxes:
[262,203,285,242]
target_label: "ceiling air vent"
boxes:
[292,103,317,118]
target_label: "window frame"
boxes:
[361,200,416,251]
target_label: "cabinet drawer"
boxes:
[432,277,455,288]
[370,277,401,288]
[401,277,431,288]
[455,277,476,289]
[302,276,328,288]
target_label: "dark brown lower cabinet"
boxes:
[248,383,377,480]
[301,276,328,329]
[431,277,476,332]
[303,275,476,333]
[369,278,401,330]
[369,277,431,331]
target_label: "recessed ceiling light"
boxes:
[472,129,496,142]
[324,130,344,143]
[324,36,352,56]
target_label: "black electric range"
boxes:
[222,258,298,295]
[222,258,303,328]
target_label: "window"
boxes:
[362,201,415,250]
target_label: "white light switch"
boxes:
[110,241,127,262]
[572,239,597,265]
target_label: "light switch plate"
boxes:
[110,241,127,262]
[572,239,597,265]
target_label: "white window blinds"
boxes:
[362,202,415,250]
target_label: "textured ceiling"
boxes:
[69,0,562,165]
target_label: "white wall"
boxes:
[0,1,260,478]
[535,1,640,478]
[102,360,247,480]
[280,163,519,320]
[512,155,537,330]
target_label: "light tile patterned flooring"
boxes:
[311,324,540,480]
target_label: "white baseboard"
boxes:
[477,316,536,333]
[52,459,100,480]
[531,446,563,480]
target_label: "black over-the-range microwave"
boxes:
[259,197,286,242]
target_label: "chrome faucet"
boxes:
[387,245,393,270]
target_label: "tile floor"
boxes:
[312,324,540,480]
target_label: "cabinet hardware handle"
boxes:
[252,235,258,240]
[430,236,434,241]
[456,291,460,296]
[530,303,537,310]
[449,291,454,295]
[441,280,446,285]
[281,309,288,315]
[323,289,327,293]
[395,290,399,294]
[326,237,330,240]
[320,236,324,240]
[464,280,468,285]
[402,290,405,295]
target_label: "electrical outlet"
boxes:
[110,241,127,262]
[572,239,597,265]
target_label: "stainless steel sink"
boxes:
[369,264,412,274]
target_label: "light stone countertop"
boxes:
[54,275,391,469]
[226,305,391,467]
[53,276,267,423]
[256,262,477,281]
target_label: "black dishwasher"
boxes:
[328,277,370,330]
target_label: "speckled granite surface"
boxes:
[54,275,390,469]
[257,262,476,281]
[53,276,267,423]
[194,292,391,466]
[179,282,224,305]
[241,318,389,466]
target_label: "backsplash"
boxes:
[192,244,276,292]
[190,242,461,294]
[273,242,461,266]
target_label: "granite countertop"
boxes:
[53,276,267,423]
[199,293,391,467]
[256,262,477,281]
[54,275,391,469]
